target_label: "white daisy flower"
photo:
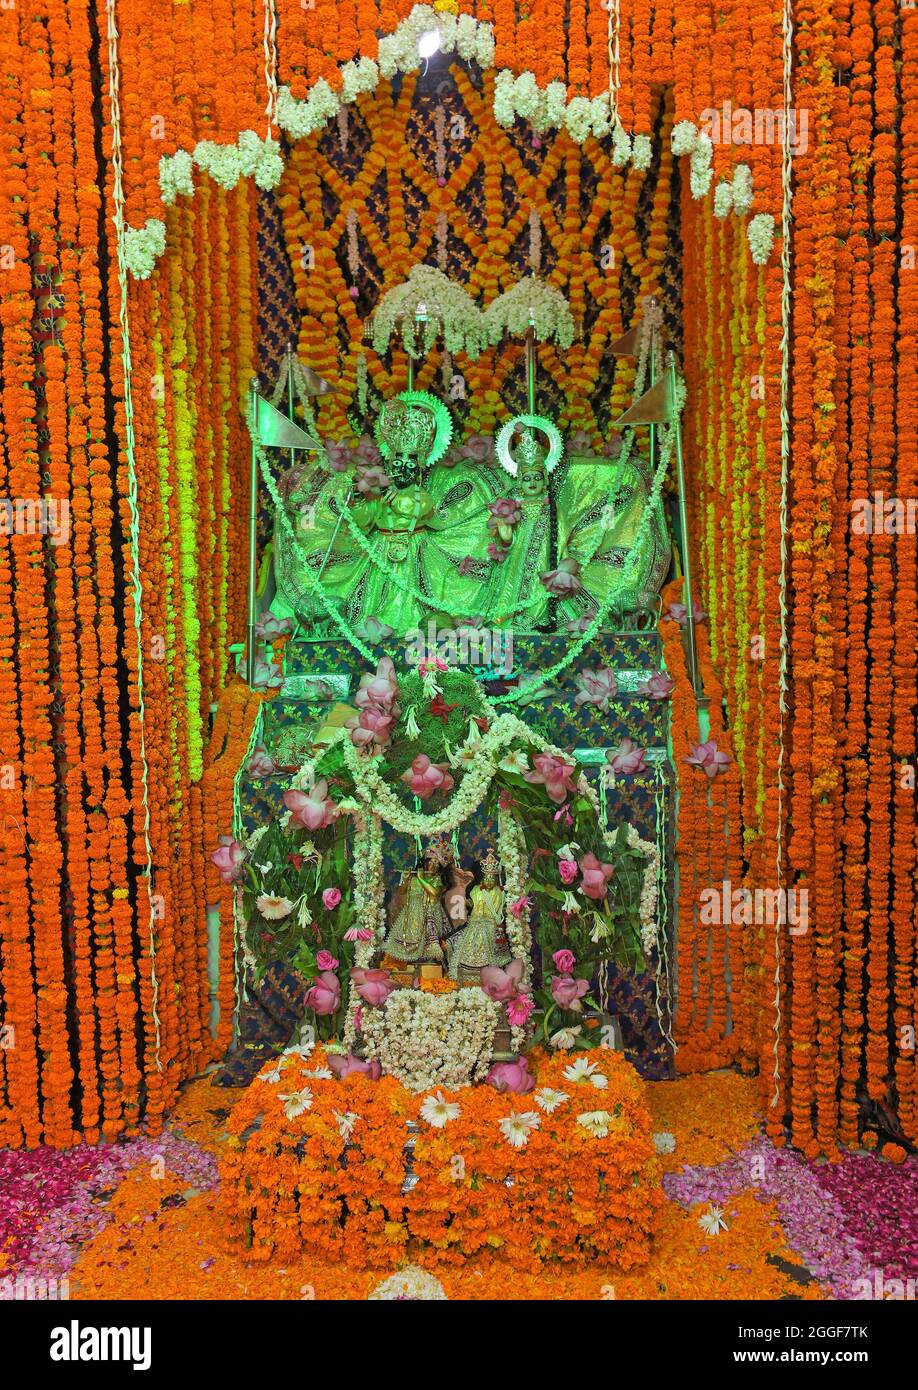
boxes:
[303,1066,334,1081]
[576,1109,613,1138]
[654,1131,676,1155]
[258,1066,283,1085]
[333,1110,359,1141]
[420,1090,462,1129]
[280,1087,313,1119]
[590,1072,609,1090]
[563,1057,605,1084]
[499,1111,541,1149]
[534,1087,569,1114]
[698,1204,729,1235]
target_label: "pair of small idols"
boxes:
[380,840,511,986]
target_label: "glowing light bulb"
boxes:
[418,30,441,59]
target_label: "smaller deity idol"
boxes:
[381,844,451,967]
[447,849,511,983]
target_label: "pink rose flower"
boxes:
[480,958,525,1003]
[640,672,675,700]
[246,745,276,778]
[524,752,578,805]
[316,950,339,972]
[552,948,577,973]
[573,667,618,712]
[322,887,342,911]
[211,836,246,884]
[350,968,396,1007]
[401,753,455,800]
[686,739,732,781]
[303,970,340,1016]
[327,1052,381,1081]
[486,1056,536,1094]
[550,974,589,1011]
[559,858,578,885]
[579,852,614,900]
[284,779,339,831]
[606,737,647,776]
[509,895,532,919]
[506,994,535,1027]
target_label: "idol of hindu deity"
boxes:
[447,849,511,983]
[381,862,451,967]
[482,428,553,627]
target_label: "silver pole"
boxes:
[245,376,260,686]
[669,357,702,714]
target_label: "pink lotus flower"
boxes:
[579,852,614,900]
[322,887,342,911]
[349,707,395,750]
[303,970,340,1016]
[553,948,577,973]
[284,779,339,831]
[353,617,394,643]
[354,434,381,465]
[540,556,582,596]
[640,672,675,700]
[509,895,532,919]
[559,858,578,885]
[350,968,396,1007]
[401,753,455,799]
[606,738,647,776]
[488,497,522,525]
[316,950,339,972]
[327,1052,381,1081]
[255,609,292,641]
[211,836,246,884]
[246,745,276,778]
[355,464,391,496]
[573,667,618,712]
[568,428,593,455]
[667,598,707,626]
[464,433,492,461]
[565,612,598,633]
[239,656,284,691]
[480,958,525,1003]
[458,555,478,577]
[603,430,623,458]
[355,657,399,713]
[344,925,374,942]
[686,739,732,781]
[524,752,578,805]
[506,993,535,1027]
[551,974,590,1011]
[324,438,355,473]
[487,541,507,563]
[486,1056,536,1094]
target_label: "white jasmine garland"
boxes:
[512,71,541,121]
[362,987,499,1092]
[671,120,699,157]
[689,133,714,199]
[372,263,487,360]
[731,163,754,216]
[610,120,633,166]
[369,1265,448,1300]
[493,69,516,127]
[159,150,194,206]
[484,275,575,350]
[713,181,734,219]
[564,96,593,145]
[192,140,243,191]
[748,212,776,265]
[123,218,166,281]
[631,134,653,171]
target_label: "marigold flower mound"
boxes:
[219,1046,663,1271]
